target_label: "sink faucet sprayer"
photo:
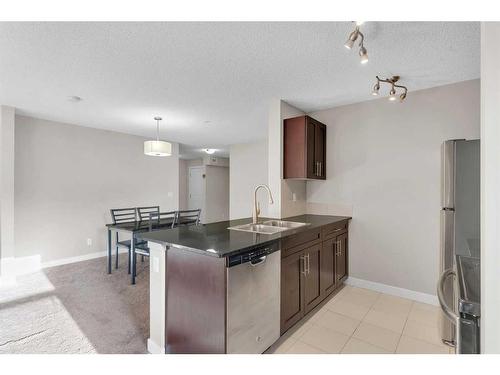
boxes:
[253,184,274,224]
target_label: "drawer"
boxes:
[281,228,321,258]
[322,221,348,240]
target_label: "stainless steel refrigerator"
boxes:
[438,139,480,354]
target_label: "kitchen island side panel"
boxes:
[166,247,227,353]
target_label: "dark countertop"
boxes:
[140,214,351,258]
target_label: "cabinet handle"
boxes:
[307,253,311,275]
[300,255,307,275]
[315,162,319,176]
[319,162,322,176]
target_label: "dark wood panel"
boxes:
[321,238,336,297]
[336,232,348,283]
[166,248,226,354]
[283,116,306,179]
[322,220,348,241]
[306,118,317,179]
[281,227,321,256]
[303,244,323,313]
[280,250,305,334]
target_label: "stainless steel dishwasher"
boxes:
[226,242,281,354]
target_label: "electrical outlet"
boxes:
[292,193,297,202]
[87,238,92,247]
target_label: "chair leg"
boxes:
[115,232,119,269]
[128,248,131,274]
[141,255,144,263]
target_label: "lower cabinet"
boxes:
[280,243,322,334]
[281,221,349,335]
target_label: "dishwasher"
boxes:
[226,241,281,354]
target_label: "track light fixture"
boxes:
[371,76,408,102]
[344,22,368,64]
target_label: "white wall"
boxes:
[205,166,229,223]
[307,80,480,295]
[178,159,188,210]
[14,115,180,263]
[480,23,500,353]
[267,99,307,219]
[0,106,15,262]
[230,140,269,220]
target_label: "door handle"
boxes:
[437,268,461,352]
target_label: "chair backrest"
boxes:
[110,208,137,224]
[148,211,177,231]
[176,209,201,226]
[137,206,160,221]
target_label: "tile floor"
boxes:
[266,285,454,354]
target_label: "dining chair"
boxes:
[110,207,146,273]
[131,211,178,281]
[176,209,202,226]
[137,206,160,221]
[148,211,178,231]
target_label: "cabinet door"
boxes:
[320,238,336,296]
[281,250,305,334]
[306,119,317,179]
[314,122,326,179]
[303,244,323,314]
[336,233,348,282]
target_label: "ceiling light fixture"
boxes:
[344,22,368,64]
[144,117,172,157]
[204,149,216,154]
[371,76,408,103]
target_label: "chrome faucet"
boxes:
[253,184,274,224]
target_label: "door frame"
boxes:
[188,166,205,222]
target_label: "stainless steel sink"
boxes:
[261,220,310,229]
[228,221,309,235]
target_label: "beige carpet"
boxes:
[0,255,149,354]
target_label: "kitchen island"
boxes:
[142,214,351,354]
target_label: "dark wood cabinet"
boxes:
[280,250,305,332]
[303,244,322,314]
[335,232,348,283]
[281,221,349,335]
[280,243,322,334]
[284,115,326,180]
[320,237,337,296]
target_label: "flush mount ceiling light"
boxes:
[67,95,82,102]
[344,22,369,64]
[144,117,172,157]
[371,76,408,103]
[204,148,216,154]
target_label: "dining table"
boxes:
[105,217,195,284]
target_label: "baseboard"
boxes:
[41,248,129,269]
[147,338,165,354]
[345,276,439,306]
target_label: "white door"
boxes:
[188,166,205,221]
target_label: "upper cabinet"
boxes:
[283,115,326,180]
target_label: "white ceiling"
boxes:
[0,22,479,154]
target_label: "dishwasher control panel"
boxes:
[227,241,279,267]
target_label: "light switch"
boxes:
[292,193,297,202]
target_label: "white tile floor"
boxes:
[266,285,454,354]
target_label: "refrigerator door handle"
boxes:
[437,268,461,354]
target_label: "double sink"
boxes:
[228,220,310,235]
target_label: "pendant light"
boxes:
[144,117,172,157]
